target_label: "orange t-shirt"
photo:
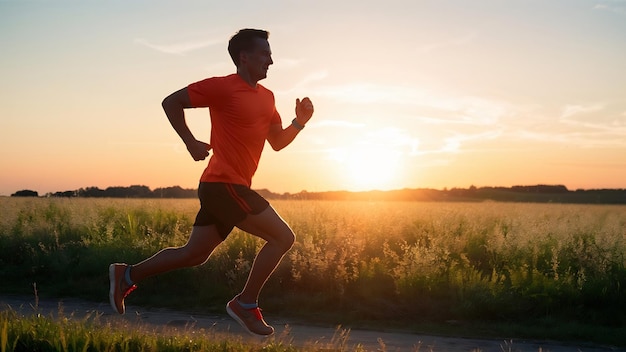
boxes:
[188,74,282,187]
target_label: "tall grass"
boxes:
[279,201,626,326]
[1,197,625,345]
[1,306,338,352]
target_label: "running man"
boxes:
[109,28,314,336]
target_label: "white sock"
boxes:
[238,298,258,309]
[124,265,134,286]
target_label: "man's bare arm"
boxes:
[162,87,211,161]
[267,97,314,151]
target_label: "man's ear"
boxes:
[239,51,248,66]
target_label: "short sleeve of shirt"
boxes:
[187,77,228,109]
[270,101,281,125]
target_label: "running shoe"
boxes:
[226,295,274,336]
[109,263,137,314]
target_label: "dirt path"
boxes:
[1,295,621,352]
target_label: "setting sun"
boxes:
[329,143,404,191]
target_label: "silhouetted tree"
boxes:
[153,186,196,198]
[11,190,38,197]
[78,187,105,197]
[50,191,76,197]
[104,185,152,198]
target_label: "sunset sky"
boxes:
[1,0,625,196]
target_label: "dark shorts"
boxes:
[193,182,270,239]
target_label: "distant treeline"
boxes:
[9,184,626,204]
[290,185,626,204]
[11,185,196,199]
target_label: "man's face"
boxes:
[241,38,273,81]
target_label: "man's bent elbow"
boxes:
[271,144,286,152]
[161,98,172,116]
[161,94,177,112]
[268,139,287,151]
[162,88,191,112]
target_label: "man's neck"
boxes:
[237,70,258,88]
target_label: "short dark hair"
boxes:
[228,29,269,67]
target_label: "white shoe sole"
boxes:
[108,264,123,314]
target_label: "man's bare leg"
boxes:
[235,205,295,304]
[224,205,294,335]
[110,225,223,314]
[129,225,224,283]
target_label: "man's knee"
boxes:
[277,229,295,252]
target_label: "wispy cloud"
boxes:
[593,1,626,14]
[315,82,420,105]
[560,103,626,133]
[315,82,625,157]
[323,128,418,166]
[315,82,508,126]
[366,127,421,155]
[329,126,503,158]
[560,104,604,119]
[515,129,626,148]
[405,129,503,156]
[276,70,328,94]
[507,102,626,148]
[135,37,223,55]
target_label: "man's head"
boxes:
[228,28,273,83]
[228,29,270,67]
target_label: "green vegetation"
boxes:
[1,197,625,348]
[1,307,358,352]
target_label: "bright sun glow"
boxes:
[330,144,403,191]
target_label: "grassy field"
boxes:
[1,307,357,352]
[1,197,625,348]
